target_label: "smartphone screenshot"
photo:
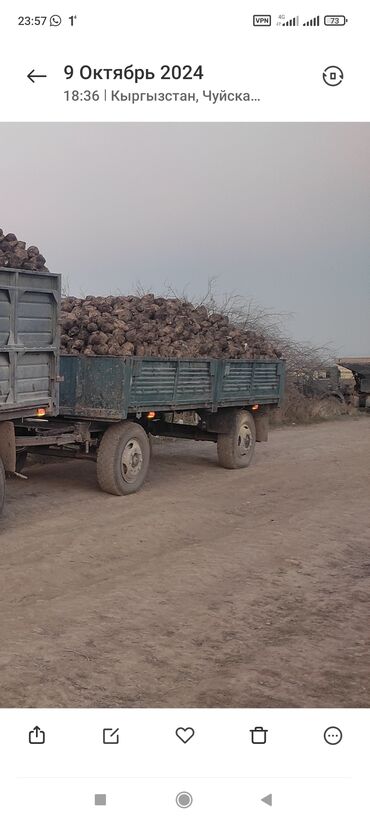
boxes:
[0,1,369,819]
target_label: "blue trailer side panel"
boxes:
[216,359,284,405]
[59,355,285,420]
[129,358,214,409]
[60,356,125,418]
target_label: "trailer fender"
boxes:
[0,421,16,472]
[206,407,269,441]
[254,411,269,442]
[205,408,238,434]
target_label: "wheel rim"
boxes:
[237,423,253,457]
[121,438,144,483]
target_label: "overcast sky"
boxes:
[1,123,369,354]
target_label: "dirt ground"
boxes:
[0,416,369,708]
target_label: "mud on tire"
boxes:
[217,409,256,469]
[97,421,150,496]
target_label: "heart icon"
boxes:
[175,727,195,744]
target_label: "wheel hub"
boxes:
[237,423,252,456]
[121,438,143,483]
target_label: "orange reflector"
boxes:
[252,404,259,411]
[36,408,46,417]
[147,411,156,419]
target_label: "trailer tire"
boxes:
[217,410,256,469]
[97,421,150,496]
[0,457,5,516]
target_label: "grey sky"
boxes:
[1,123,369,354]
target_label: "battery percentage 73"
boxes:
[324,16,348,25]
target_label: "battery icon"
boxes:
[324,15,348,25]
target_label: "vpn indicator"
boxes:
[253,14,271,26]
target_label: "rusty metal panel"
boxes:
[60,355,127,419]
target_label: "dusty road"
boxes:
[0,416,369,708]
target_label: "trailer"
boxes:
[13,354,285,496]
[0,267,285,513]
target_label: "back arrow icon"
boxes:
[27,69,47,83]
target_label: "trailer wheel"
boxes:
[0,457,5,516]
[97,421,150,496]
[217,410,256,469]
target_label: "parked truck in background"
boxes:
[294,365,355,406]
[337,358,370,410]
[0,268,285,517]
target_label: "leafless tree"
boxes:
[161,277,336,375]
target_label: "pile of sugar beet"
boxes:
[61,294,281,359]
[0,229,48,271]
[0,229,280,359]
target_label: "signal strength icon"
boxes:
[283,15,299,26]
[303,15,320,25]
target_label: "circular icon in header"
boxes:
[323,66,344,86]
[176,792,193,809]
[324,726,343,745]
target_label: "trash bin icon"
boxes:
[250,726,268,744]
